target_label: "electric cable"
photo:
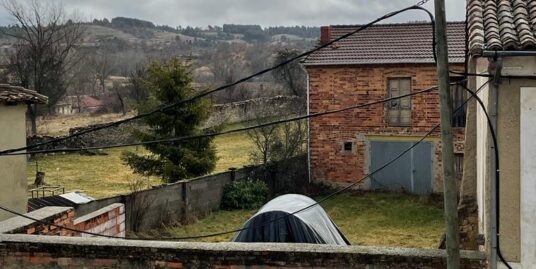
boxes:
[0,80,484,242]
[0,1,434,156]
[0,85,444,156]
[457,81,512,269]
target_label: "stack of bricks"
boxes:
[13,208,77,237]
[73,203,125,237]
[0,203,125,238]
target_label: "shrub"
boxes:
[221,180,268,210]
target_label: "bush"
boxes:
[221,180,268,210]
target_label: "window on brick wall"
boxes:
[343,142,353,152]
[451,77,467,127]
[387,78,412,126]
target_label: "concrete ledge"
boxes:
[0,207,72,234]
[0,234,486,268]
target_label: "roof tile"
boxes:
[469,0,536,54]
[0,84,48,105]
[304,22,465,66]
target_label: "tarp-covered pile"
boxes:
[233,194,350,245]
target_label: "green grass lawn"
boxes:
[152,192,444,249]
[26,132,254,198]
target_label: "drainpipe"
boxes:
[488,57,502,269]
[306,72,312,183]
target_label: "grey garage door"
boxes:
[370,141,432,194]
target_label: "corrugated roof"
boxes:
[28,192,95,212]
[303,22,466,66]
[0,84,48,105]
[468,0,536,54]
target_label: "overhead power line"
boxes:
[0,85,445,156]
[0,80,486,241]
[0,2,433,156]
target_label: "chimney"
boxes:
[320,26,331,45]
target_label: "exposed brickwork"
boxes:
[0,234,486,269]
[0,204,125,238]
[307,64,466,191]
[73,203,125,238]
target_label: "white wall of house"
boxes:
[475,56,536,267]
[0,105,28,221]
[475,73,490,240]
[520,87,536,268]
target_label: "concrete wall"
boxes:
[0,105,28,221]
[306,63,465,192]
[73,156,308,232]
[474,56,536,266]
[0,234,486,269]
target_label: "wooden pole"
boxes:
[434,0,461,268]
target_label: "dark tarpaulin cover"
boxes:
[233,194,350,245]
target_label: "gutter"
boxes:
[482,50,536,57]
[306,73,312,183]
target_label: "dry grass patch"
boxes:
[27,132,254,198]
[154,192,444,248]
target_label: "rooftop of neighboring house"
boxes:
[0,84,48,105]
[468,0,536,54]
[303,22,466,66]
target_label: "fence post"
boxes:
[181,182,189,223]
[229,167,237,181]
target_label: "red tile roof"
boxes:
[0,84,48,105]
[467,0,536,55]
[303,22,466,66]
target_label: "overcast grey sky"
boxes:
[1,0,466,27]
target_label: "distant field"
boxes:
[27,126,254,198]
[146,192,445,249]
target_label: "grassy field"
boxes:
[27,132,254,198]
[149,192,444,248]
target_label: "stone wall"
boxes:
[204,95,304,128]
[0,234,486,269]
[307,64,465,192]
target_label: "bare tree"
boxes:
[89,50,116,94]
[248,105,307,166]
[273,49,307,98]
[2,0,84,134]
[68,55,98,112]
[127,63,149,105]
[248,123,279,166]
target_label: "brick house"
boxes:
[303,22,466,194]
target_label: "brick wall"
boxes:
[307,63,465,191]
[0,204,125,238]
[0,234,486,269]
[73,203,125,238]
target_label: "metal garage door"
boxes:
[370,141,432,194]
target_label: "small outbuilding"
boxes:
[0,84,47,221]
[233,194,350,245]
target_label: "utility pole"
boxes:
[434,0,461,268]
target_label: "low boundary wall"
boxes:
[0,234,486,269]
